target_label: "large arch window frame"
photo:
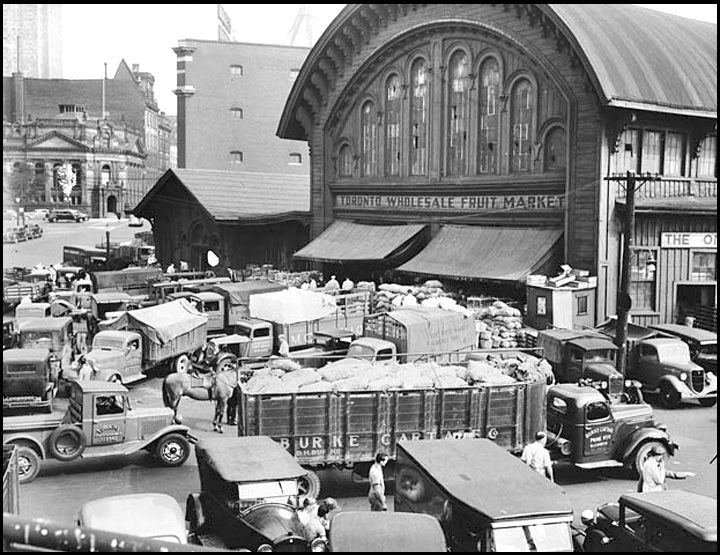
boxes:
[384,73,402,177]
[409,57,429,176]
[477,55,501,175]
[360,99,378,177]
[446,49,470,177]
[509,76,536,173]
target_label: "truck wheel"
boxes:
[298,469,322,499]
[186,493,206,534]
[660,382,681,409]
[47,425,86,462]
[16,446,42,484]
[216,355,238,373]
[633,441,668,476]
[174,354,191,374]
[698,398,717,407]
[155,433,190,467]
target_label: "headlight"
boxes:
[600,381,608,390]
[680,372,687,382]
[257,544,274,552]
[580,510,595,525]
[310,538,328,552]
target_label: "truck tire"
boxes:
[215,354,238,373]
[155,433,190,467]
[298,469,322,499]
[633,440,667,476]
[174,354,191,374]
[15,445,42,484]
[659,382,681,409]
[47,425,86,462]
[186,493,206,534]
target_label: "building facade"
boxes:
[279,4,717,328]
[3,4,62,79]
[2,61,175,218]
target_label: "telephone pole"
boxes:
[606,171,662,376]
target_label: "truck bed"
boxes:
[3,398,68,432]
[238,379,546,467]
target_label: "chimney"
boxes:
[132,63,140,74]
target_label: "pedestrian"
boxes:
[368,452,389,511]
[638,446,695,492]
[325,275,340,290]
[301,498,327,543]
[74,355,94,380]
[277,334,290,357]
[317,497,340,532]
[341,277,354,291]
[521,431,554,481]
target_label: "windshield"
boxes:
[698,344,717,357]
[94,337,126,350]
[492,522,573,552]
[347,344,375,358]
[656,342,692,365]
[585,349,615,363]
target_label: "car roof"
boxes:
[329,512,447,552]
[397,438,573,521]
[78,493,186,543]
[195,436,307,483]
[620,490,717,542]
[17,316,73,331]
[649,323,717,344]
[73,379,127,394]
[566,337,618,351]
[3,347,51,362]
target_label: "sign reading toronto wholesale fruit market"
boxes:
[335,194,565,212]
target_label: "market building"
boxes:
[278,4,717,328]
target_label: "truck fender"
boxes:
[123,424,193,454]
[4,436,46,460]
[657,375,692,397]
[186,493,206,533]
[621,428,673,465]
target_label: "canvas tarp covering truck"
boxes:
[211,280,288,330]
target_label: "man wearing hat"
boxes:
[638,446,695,492]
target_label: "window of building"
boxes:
[447,50,469,176]
[385,74,402,176]
[641,130,663,174]
[577,295,588,316]
[338,144,353,177]
[32,163,46,203]
[696,135,717,178]
[59,104,85,114]
[70,163,82,205]
[230,64,243,75]
[230,150,244,163]
[612,128,640,174]
[101,164,111,186]
[692,252,716,281]
[360,100,378,177]
[664,132,685,176]
[410,58,428,176]
[510,79,534,173]
[231,108,243,119]
[630,248,657,311]
[289,152,302,165]
[544,126,567,171]
[536,296,547,315]
[478,58,500,174]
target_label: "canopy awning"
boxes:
[397,225,563,282]
[293,220,427,263]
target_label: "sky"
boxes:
[59,4,717,116]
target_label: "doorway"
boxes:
[675,283,717,323]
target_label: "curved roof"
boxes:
[279,4,716,140]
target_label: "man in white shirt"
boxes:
[521,431,554,481]
[368,452,389,511]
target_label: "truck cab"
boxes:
[233,318,274,359]
[546,383,675,474]
[188,291,225,333]
[85,330,144,384]
[3,348,57,413]
[14,302,52,324]
[16,316,73,382]
[345,336,398,362]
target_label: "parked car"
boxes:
[649,323,717,376]
[77,493,189,544]
[46,208,89,222]
[3,227,28,243]
[26,208,49,220]
[128,215,144,227]
[578,489,717,552]
[25,223,43,239]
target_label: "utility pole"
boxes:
[605,170,662,377]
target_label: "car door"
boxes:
[91,393,127,445]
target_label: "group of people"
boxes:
[520,430,695,491]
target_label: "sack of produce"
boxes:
[319,358,372,381]
[281,367,321,388]
[268,358,302,372]
[299,381,334,392]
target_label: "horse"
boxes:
[162,369,239,433]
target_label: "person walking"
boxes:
[325,275,340,290]
[368,452,389,511]
[521,431,554,481]
[638,446,695,492]
[277,334,290,357]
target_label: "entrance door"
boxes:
[106,195,118,216]
[675,283,717,323]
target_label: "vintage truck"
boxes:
[206,279,288,333]
[84,298,209,383]
[546,383,676,474]
[16,315,74,377]
[2,379,193,483]
[237,373,548,498]
[596,319,717,409]
[536,328,642,403]
[3,348,58,413]
[3,279,51,309]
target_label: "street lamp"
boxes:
[15,197,21,226]
[105,222,111,263]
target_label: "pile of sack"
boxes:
[373,280,472,317]
[242,350,552,394]
[474,300,526,349]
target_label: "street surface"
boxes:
[5,216,718,533]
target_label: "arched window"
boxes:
[230,150,244,164]
[385,74,402,176]
[544,127,567,171]
[360,100,378,177]
[52,163,62,203]
[339,144,353,177]
[511,79,535,173]
[71,163,82,205]
[101,164,111,186]
[230,108,243,119]
[447,50,469,176]
[410,58,428,176]
[33,163,46,203]
[478,58,500,174]
[289,152,302,165]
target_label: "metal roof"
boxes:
[397,225,562,282]
[137,169,310,223]
[293,220,427,263]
